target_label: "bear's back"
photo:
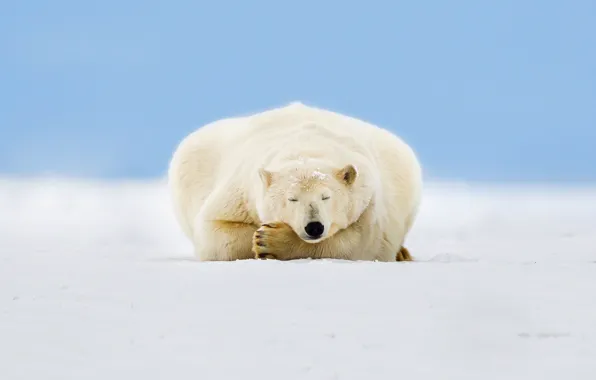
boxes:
[220,102,385,164]
[245,102,380,138]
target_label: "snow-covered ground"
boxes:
[1,178,595,379]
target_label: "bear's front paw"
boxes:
[252,222,295,260]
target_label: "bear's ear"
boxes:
[336,164,358,186]
[258,168,275,189]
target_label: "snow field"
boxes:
[1,178,595,379]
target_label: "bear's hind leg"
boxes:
[194,220,257,261]
[396,246,413,261]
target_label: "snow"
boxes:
[1,178,595,379]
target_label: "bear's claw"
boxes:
[256,253,277,259]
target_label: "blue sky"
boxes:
[1,0,594,182]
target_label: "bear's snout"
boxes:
[304,221,325,239]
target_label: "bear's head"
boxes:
[257,162,370,243]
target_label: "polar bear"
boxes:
[168,102,422,262]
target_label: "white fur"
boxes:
[168,102,423,261]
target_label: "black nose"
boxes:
[304,221,324,238]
